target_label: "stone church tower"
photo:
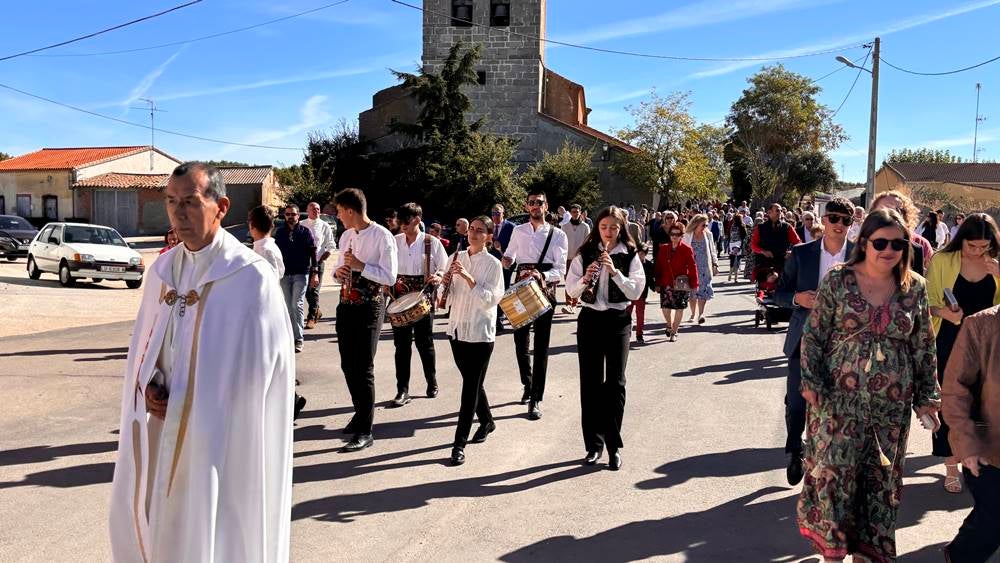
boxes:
[421,0,545,163]
[359,0,649,206]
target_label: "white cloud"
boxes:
[921,130,998,149]
[590,88,653,106]
[552,0,839,46]
[221,95,331,154]
[120,49,184,108]
[687,0,1000,79]
[151,66,379,103]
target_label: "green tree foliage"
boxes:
[276,120,368,208]
[726,64,845,204]
[786,150,837,201]
[203,159,252,167]
[520,142,601,211]
[0,152,11,161]
[886,148,963,163]
[613,92,727,208]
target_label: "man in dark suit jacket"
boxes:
[775,197,855,486]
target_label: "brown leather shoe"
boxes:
[305,318,317,330]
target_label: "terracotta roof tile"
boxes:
[73,172,168,190]
[218,166,273,184]
[886,162,1000,184]
[0,146,149,171]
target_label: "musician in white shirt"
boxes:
[302,201,336,329]
[439,215,505,466]
[565,206,645,471]
[502,189,569,421]
[389,203,448,407]
[333,189,398,452]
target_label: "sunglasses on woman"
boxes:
[869,238,907,252]
[824,213,853,226]
[670,232,683,238]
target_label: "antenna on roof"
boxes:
[973,83,986,163]
[129,98,166,171]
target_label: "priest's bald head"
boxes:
[166,162,231,251]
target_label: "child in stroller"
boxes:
[752,266,791,329]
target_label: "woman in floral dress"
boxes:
[683,214,718,324]
[797,209,941,563]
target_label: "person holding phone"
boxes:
[926,213,1000,493]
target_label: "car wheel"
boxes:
[126,278,143,289]
[27,256,41,280]
[5,256,16,262]
[59,261,76,287]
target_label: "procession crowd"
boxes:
[108,161,999,563]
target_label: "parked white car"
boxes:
[26,222,145,288]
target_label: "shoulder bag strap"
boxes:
[424,234,431,279]
[536,227,555,269]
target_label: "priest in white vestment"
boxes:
[109,162,295,563]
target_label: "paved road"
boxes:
[0,265,978,562]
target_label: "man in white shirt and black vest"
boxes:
[390,202,448,407]
[333,188,398,452]
[502,189,569,420]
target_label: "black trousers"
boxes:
[785,349,806,456]
[948,465,1000,563]
[577,307,630,453]
[336,298,386,434]
[513,307,555,402]
[392,312,436,394]
[450,339,494,448]
[306,261,325,319]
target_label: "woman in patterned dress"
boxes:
[797,209,941,563]
[683,214,719,324]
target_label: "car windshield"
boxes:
[0,216,33,231]
[63,225,127,247]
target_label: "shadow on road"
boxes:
[0,346,128,358]
[671,356,787,385]
[635,447,785,490]
[0,440,118,467]
[292,459,600,523]
[0,462,114,489]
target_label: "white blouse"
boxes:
[336,222,398,286]
[443,249,505,343]
[565,242,645,311]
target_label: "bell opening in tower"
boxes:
[451,0,473,27]
[490,1,510,27]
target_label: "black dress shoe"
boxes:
[390,391,410,408]
[342,434,374,452]
[786,454,804,486]
[451,447,465,466]
[293,394,307,421]
[470,421,496,443]
[584,450,602,465]
[528,401,542,420]
[520,387,531,405]
[609,450,622,471]
[427,385,439,398]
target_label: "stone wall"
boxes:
[422,0,546,164]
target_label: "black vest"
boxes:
[758,220,792,256]
[581,248,637,304]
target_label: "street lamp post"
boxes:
[836,37,880,207]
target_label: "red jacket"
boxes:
[654,242,698,290]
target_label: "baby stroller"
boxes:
[751,265,792,330]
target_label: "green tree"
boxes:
[726,64,845,204]
[674,124,730,202]
[0,152,11,161]
[886,148,963,163]
[203,159,252,167]
[786,150,837,203]
[521,141,601,210]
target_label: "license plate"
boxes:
[102,266,126,273]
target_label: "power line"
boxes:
[388,0,867,62]
[31,0,354,58]
[831,49,871,117]
[880,53,1000,76]
[0,1,203,62]
[0,82,302,151]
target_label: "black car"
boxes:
[0,215,38,261]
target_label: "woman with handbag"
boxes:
[565,206,645,470]
[654,223,698,342]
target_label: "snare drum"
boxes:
[499,278,552,330]
[385,291,432,328]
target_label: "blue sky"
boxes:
[1,0,998,182]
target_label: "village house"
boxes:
[875,162,1000,210]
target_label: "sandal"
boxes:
[944,464,963,494]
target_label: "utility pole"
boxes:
[129,98,166,171]
[865,37,880,208]
[973,83,985,163]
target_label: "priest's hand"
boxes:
[145,383,169,420]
